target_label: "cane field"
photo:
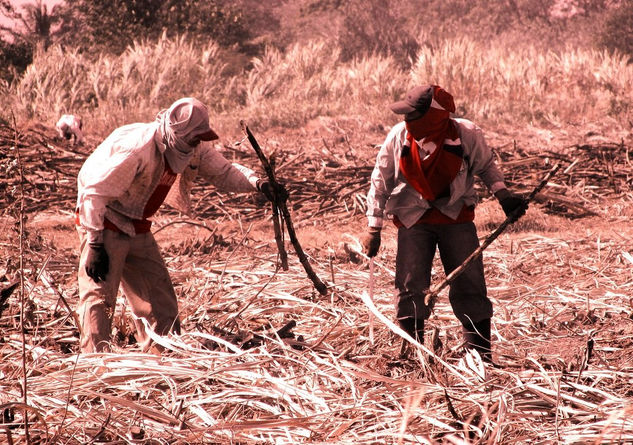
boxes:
[1,1,633,443]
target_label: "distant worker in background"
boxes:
[56,114,84,145]
[362,85,527,363]
[75,97,287,353]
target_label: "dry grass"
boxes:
[2,210,633,443]
[411,38,633,129]
[1,118,633,443]
[1,22,633,443]
[2,33,632,140]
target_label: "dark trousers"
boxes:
[394,221,492,326]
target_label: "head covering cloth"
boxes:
[156,97,217,173]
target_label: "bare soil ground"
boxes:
[1,120,633,443]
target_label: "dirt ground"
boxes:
[1,120,633,443]
[6,185,632,370]
[3,119,632,358]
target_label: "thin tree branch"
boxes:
[12,113,31,444]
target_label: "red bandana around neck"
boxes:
[399,85,462,201]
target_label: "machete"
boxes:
[424,163,561,306]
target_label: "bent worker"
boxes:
[362,85,526,362]
[56,114,84,145]
[75,97,286,353]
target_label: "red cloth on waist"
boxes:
[74,212,153,234]
[393,204,475,228]
[104,217,152,234]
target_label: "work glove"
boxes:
[499,193,528,222]
[85,243,109,283]
[257,180,289,203]
[361,227,382,258]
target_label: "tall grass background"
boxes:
[1,32,631,139]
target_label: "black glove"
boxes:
[257,180,289,203]
[499,194,527,221]
[361,227,382,257]
[85,243,109,283]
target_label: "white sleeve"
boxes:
[198,145,259,192]
[459,120,506,193]
[365,126,400,228]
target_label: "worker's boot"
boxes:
[398,317,425,359]
[399,317,425,343]
[462,318,492,363]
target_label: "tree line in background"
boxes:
[1,0,632,85]
[0,0,281,81]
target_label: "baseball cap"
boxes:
[389,85,434,115]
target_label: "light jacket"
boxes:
[77,121,258,243]
[56,114,84,144]
[366,118,506,228]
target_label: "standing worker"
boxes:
[362,85,526,362]
[75,97,286,353]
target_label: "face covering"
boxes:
[399,86,462,201]
[156,98,215,173]
[404,85,455,149]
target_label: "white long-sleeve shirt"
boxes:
[366,118,506,229]
[77,121,259,243]
[56,114,84,144]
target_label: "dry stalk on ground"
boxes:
[1,122,632,443]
